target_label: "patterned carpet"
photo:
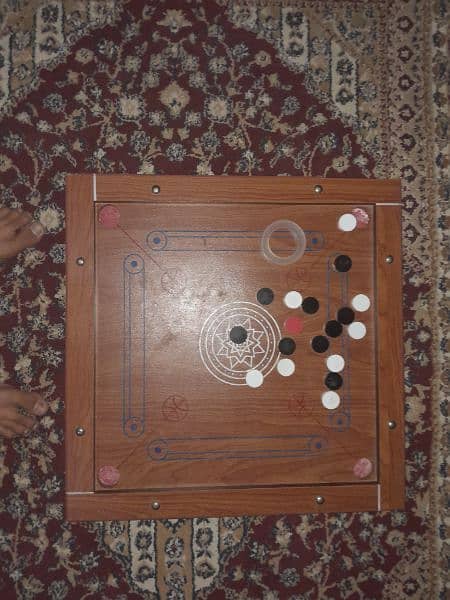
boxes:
[0,0,447,598]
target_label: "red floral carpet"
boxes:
[0,1,447,598]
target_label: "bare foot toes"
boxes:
[32,397,48,416]
[0,208,45,260]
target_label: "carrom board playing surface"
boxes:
[65,175,404,521]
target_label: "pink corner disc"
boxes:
[352,208,370,229]
[353,458,373,479]
[98,205,120,228]
[284,315,304,335]
[98,465,120,487]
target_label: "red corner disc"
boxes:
[351,207,370,229]
[98,205,120,228]
[98,465,120,487]
[352,458,373,479]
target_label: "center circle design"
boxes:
[199,301,281,386]
[229,325,247,344]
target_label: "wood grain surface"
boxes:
[65,174,95,492]
[94,202,377,490]
[96,175,401,204]
[376,205,405,509]
[66,483,379,521]
[65,175,403,520]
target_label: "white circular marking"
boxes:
[321,391,340,410]
[338,213,357,232]
[199,301,281,386]
[326,354,345,373]
[348,321,367,340]
[352,293,371,312]
[246,369,264,388]
[277,358,295,377]
[283,291,303,309]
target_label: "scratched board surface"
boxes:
[94,203,376,491]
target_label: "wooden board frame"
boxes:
[65,175,404,521]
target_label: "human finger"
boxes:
[8,221,45,256]
[0,207,13,221]
[2,419,31,436]
[11,389,47,415]
[0,424,18,439]
[9,411,36,430]
[1,209,24,226]
[6,210,32,231]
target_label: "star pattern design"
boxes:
[216,318,265,369]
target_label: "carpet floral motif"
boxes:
[0,1,447,598]
[0,0,125,117]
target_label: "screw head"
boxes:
[315,495,325,505]
[75,426,85,436]
[385,255,394,264]
[152,185,160,194]
[388,420,397,430]
[151,501,160,510]
[314,184,323,194]
[76,257,85,266]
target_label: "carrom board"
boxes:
[65,175,404,521]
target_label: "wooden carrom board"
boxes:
[65,175,404,521]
